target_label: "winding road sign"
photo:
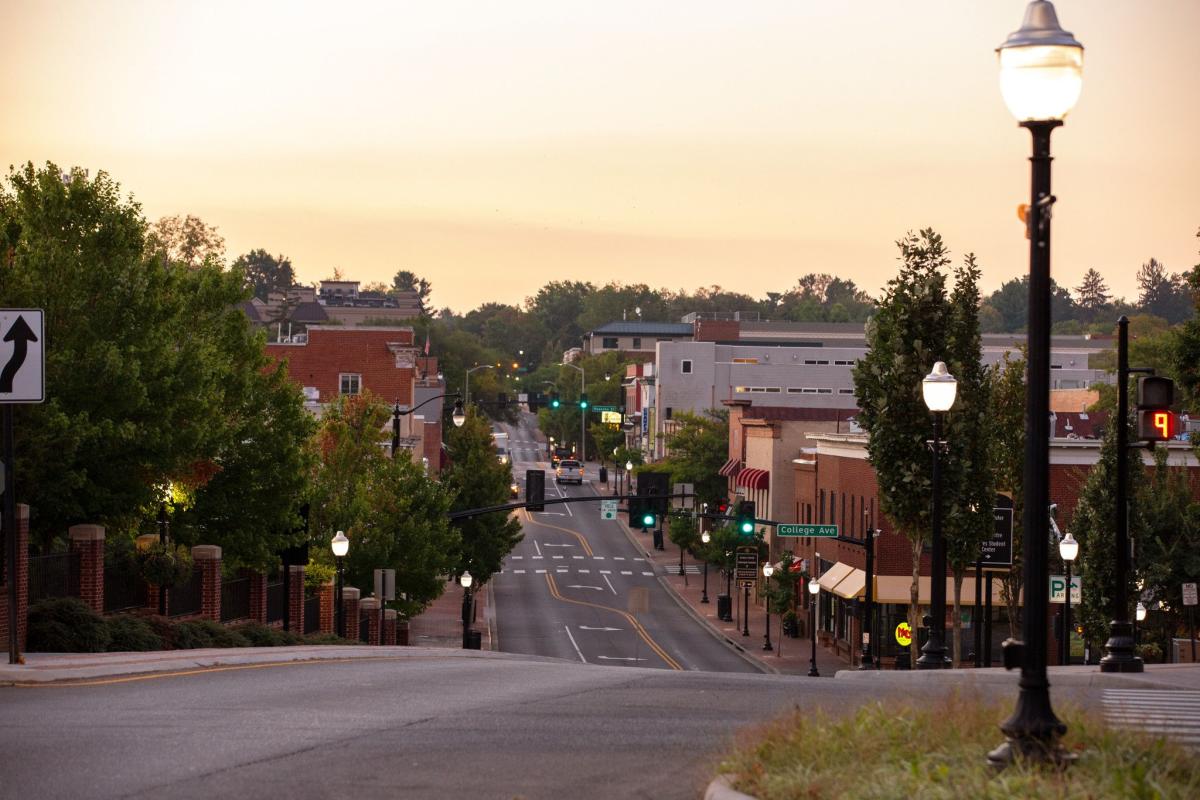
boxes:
[0,310,44,403]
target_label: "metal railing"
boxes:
[169,567,203,617]
[359,612,371,642]
[304,595,320,635]
[103,566,147,613]
[28,551,80,604]
[266,582,285,624]
[221,577,251,622]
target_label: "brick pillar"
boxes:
[248,571,268,624]
[192,545,222,621]
[68,525,106,614]
[361,598,381,645]
[288,565,305,634]
[397,618,410,646]
[383,609,397,645]
[0,505,31,652]
[342,587,360,640]
[318,581,334,635]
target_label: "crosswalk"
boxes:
[1101,689,1200,750]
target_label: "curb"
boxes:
[831,666,1192,690]
[704,774,758,800]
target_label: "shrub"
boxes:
[231,622,303,647]
[304,561,336,593]
[138,543,194,588]
[303,633,361,646]
[27,597,112,652]
[173,619,250,649]
[106,615,165,651]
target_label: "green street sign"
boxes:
[591,405,618,412]
[778,524,838,538]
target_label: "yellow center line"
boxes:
[521,508,594,556]
[7,655,425,688]
[544,573,682,671]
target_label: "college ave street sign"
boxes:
[0,310,44,404]
[778,524,838,537]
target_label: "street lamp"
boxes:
[990,0,1083,769]
[700,530,711,604]
[464,364,495,408]
[1059,532,1079,666]
[918,362,956,670]
[331,531,349,638]
[808,576,821,677]
[762,562,775,652]
[563,362,587,463]
[460,570,474,649]
[393,394,464,457]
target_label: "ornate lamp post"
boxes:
[331,530,349,638]
[700,530,711,604]
[807,576,821,677]
[392,396,465,457]
[918,362,957,669]
[460,570,474,649]
[1059,532,1079,666]
[762,562,775,652]
[990,0,1084,767]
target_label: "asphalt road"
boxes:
[0,652,868,800]
[492,414,757,674]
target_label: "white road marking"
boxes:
[534,541,542,557]
[511,555,523,560]
[557,568,569,573]
[597,656,646,662]
[567,585,604,591]
[535,569,547,574]
[1102,690,1200,748]
[579,625,622,632]
[613,557,626,561]
[621,571,633,575]
[634,558,645,562]
[599,570,612,574]
[603,574,617,595]
[531,555,544,560]
[592,556,605,560]
[642,572,654,576]
[578,569,590,574]
[572,555,584,560]
[552,555,564,560]
[544,543,575,547]
[513,570,526,574]
[564,625,587,663]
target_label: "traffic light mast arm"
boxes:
[446,492,784,524]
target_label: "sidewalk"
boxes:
[408,577,494,650]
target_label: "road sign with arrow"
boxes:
[0,310,44,403]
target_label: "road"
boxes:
[491,413,757,674]
[0,652,870,800]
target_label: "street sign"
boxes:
[1183,583,1198,607]
[591,405,618,412]
[778,524,838,538]
[0,310,44,404]
[980,507,1014,567]
[1050,574,1081,605]
[735,546,759,583]
[895,621,913,647]
[600,499,618,520]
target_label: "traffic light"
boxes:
[526,469,545,512]
[578,393,589,410]
[1136,376,1176,442]
[716,501,729,516]
[550,393,561,409]
[736,501,756,536]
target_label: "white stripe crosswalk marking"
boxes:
[621,571,633,575]
[1102,689,1200,749]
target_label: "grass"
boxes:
[717,693,1200,800]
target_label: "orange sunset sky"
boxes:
[1,1,1197,313]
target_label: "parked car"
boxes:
[555,459,584,485]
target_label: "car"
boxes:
[555,459,584,485]
[510,481,521,499]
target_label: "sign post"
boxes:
[1184,582,1198,664]
[1,309,45,665]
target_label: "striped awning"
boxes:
[718,458,742,477]
[735,468,769,490]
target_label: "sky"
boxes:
[1,1,1197,314]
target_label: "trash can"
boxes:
[717,594,732,622]
[652,529,664,550]
[466,629,482,650]
[894,651,911,670]
[598,465,608,484]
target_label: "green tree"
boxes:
[443,409,523,584]
[1074,268,1111,323]
[146,214,226,269]
[391,269,433,312]
[1136,258,1193,324]
[983,276,1076,332]
[1169,230,1200,410]
[988,352,1026,638]
[655,409,729,510]
[232,248,295,301]
[526,280,594,359]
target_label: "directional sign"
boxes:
[591,405,618,412]
[1050,574,1081,605]
[600,499,618,520]
[735,546,759,583]
[0,310,44,404]
[778,524,838,538]
[1183,583,1198,607]
[981,499,1015,567]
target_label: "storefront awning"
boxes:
[718,458,742,477]
[831,568,866,600]
[871,575,1013,605]
[817,562,853,592]
[735,467,769,490]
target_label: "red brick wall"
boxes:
[0,505,30,652]
[69,525,105,614]
[287,565,305,634]
[694,319,739,342]
[362,598,381,646]
[193,545,222,622]
[248,572,268,624]
[343,588,361,640]
[266,327,416,406]
[319,581,334,635]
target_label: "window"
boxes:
[802,387,818,394]
[681,359,692,374]
[818,490,825,523]
[834,359,854,366]
[339,373,362,395]
[817,388,833,394]
[838,388,855,395]
[734,386,750,393]
[732,357,759,364]
[602,337,619,349]
[632,337,642,349]
[764,387,781,393]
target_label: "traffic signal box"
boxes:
[630,470,670,530]
[526,469,545,512]
[550,393,561,409]
[736,501,756,537]
[578,393,589,410]
[1136,376,1176,442]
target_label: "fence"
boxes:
[266,581,285,624]
[304,595,320,634]
[220,577,251,623]
[27,551,81,605]
[103,566,147,613]
[169,567,203,618]
[359,611,371,643]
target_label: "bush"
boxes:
[303,633,361,646]
[27,597,112,652]
[304,561,336,593]
[138,542,194,588]
[231,622,303,647]
[172,619,250,649]
[105,614,165,651]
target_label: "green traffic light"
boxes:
[740,521,754,535]
[642,513,655,527]
[580,400,588,409]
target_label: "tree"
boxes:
[1169,230,1200,410]
[232,248,295,301]
[654,409,730,510]
[147,214,226,268]
[1074,269,1111,322]
[983,276,1076,332]
[1137,258,1193,324]
[307,392,459,616]
[853,229,953,664]
[526,280,594,358]
[443,409,523,585]
[392,270,433,312]
[988,352,1026,638]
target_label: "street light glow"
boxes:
[922,361,958,412]
[1058,532,1079,563]
[808,577,820,596]
[997,1,1084,122]
[331,530,349,558]
[762,562,774,578]
[460,570,473,589]
[451,399,466,427]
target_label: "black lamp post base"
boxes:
[987,737,1077,770]
[763,640,773,652]
[858,654,875,670]
[988,679,1073,770]
[916,644,947,669]
[1100,621,1144,673]
[808,664,820,678]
